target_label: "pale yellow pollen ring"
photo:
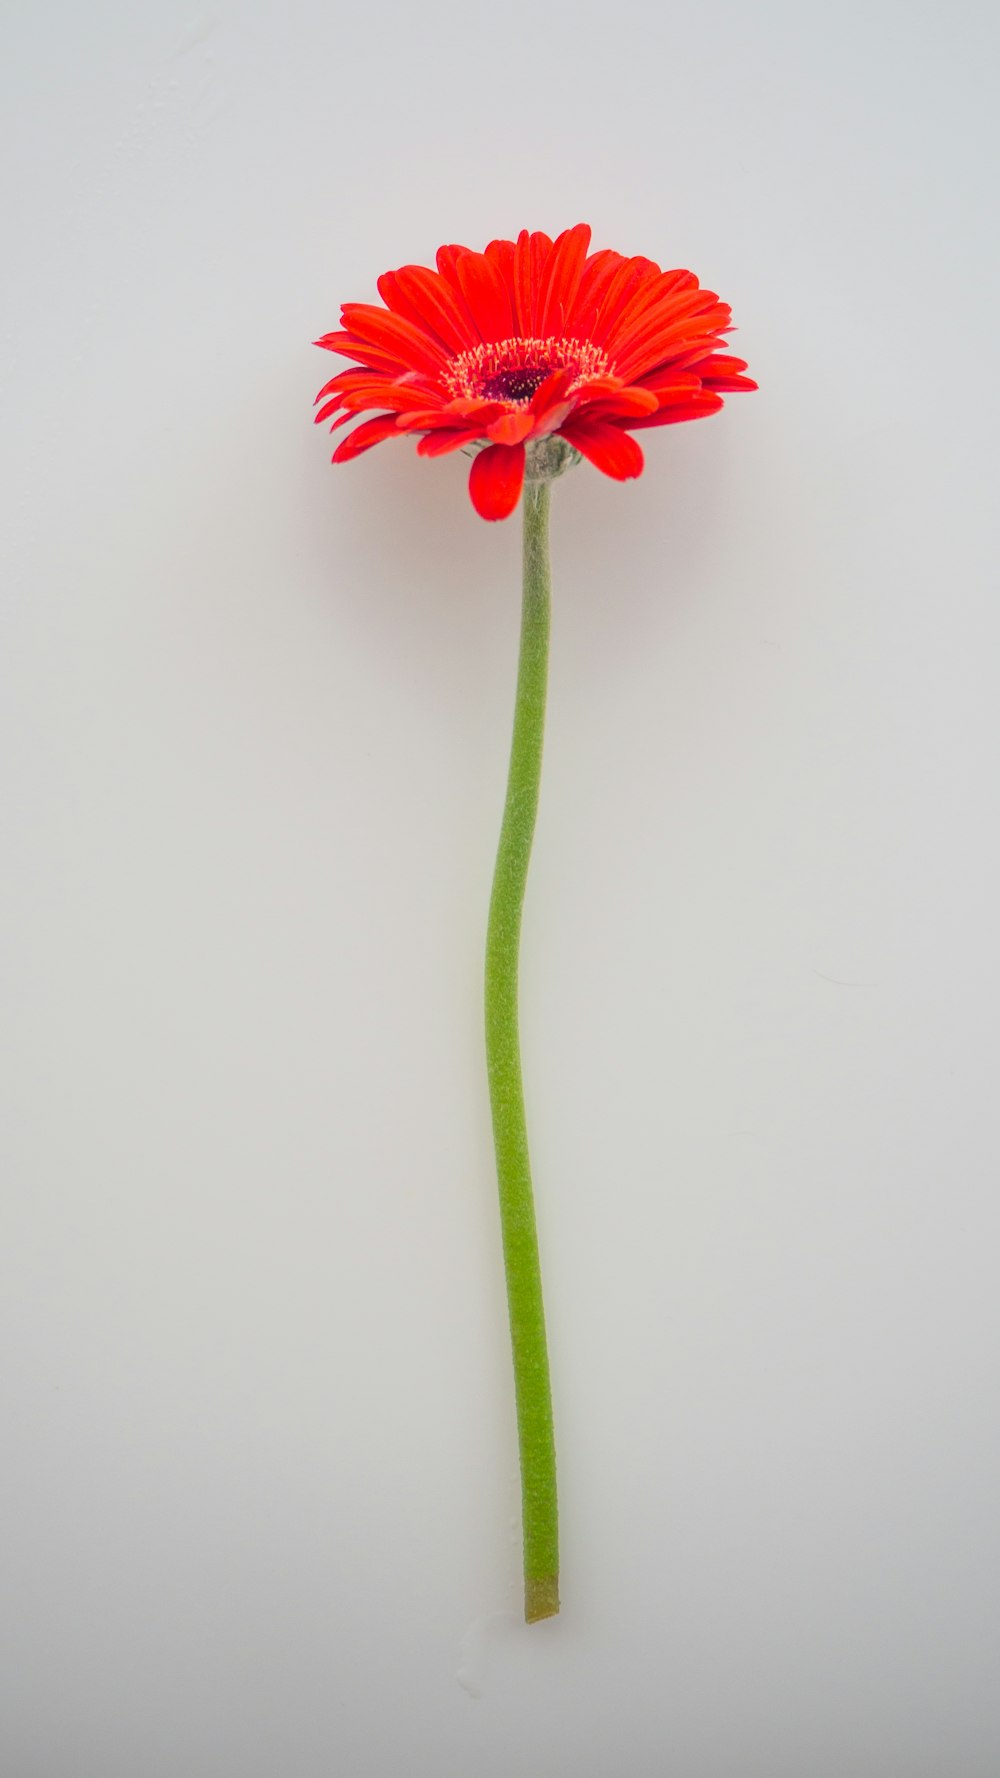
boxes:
[443,335,612,406]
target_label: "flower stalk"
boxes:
[484,476,559,1624]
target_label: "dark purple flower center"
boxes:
[481,366,551,403]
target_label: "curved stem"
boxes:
[485,478,558,1624]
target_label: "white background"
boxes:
[3,2,999,1773]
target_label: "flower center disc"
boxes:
[483,366,550,403]
[444,336,611,407]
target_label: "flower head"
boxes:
[314,225,756,520]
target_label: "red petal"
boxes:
[684,354,749,376]
[339,304,450,378]
[339,383,445,414]
[665,334,733,368]
[484,237,517,304]
[613,304,733,383]
[700,373,758,392]
[528,233,554,332]
[468,442,526,520]
[575,387,660,420]
[417,429,482,458]
[486,410,536,446]
[331,414,403,463]
[314,368,392,403]
[589,257,660,348]
[402,400,505,430]
[512,229,534,334]
[604,269,702,346]
[652,269,698,297]
[626,393,725,429]
[435,243,475,270]
[558,418,645,480]
[537,223,592,336]
[637,369,704,396]
[533,402,575,439]
[606,288,719,365]
[453,250,515,343]
[525,368,578,438]
[563,376,625,403]
[391,265,479,353]
[684,353,757,392]
[376,270,443,344]
[566,249,625,338]
[529,366,576,415]
[314,333,404,374]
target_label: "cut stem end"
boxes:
[524,1574,560,1624]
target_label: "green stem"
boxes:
[485,477,559,1625]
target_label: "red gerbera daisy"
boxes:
[314,224,757,520]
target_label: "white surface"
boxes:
[3,2,1000,1773]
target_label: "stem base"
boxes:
[525,1574,560,1624]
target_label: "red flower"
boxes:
[314,225,756,521]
